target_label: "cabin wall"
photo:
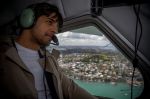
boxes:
[102,4,150,64]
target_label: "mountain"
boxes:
[47,45,117,54]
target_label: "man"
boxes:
[0,2,98,99]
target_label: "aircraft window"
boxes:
[48,26,144,99]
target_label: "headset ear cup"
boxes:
[20,8,35,28]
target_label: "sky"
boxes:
[56,31,112,46]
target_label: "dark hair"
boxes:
[27,2,63,28]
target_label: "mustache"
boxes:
[45,33,53,38]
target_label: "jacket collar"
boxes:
[38,48,60,59]
[38,49,60,74]
[5,47,31,73]
[5,46,60,74]
[38,57,54,73]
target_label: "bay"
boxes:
[74,80,144,99]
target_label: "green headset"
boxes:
[19,8,35,28]
[19,3,63,30]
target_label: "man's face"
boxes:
[30,13,59,46]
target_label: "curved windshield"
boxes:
[47,26,144,99]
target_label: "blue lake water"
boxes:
[74,80,144,99]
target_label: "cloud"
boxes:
[58,31,105,40]
[56,31,111,46]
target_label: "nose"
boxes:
[49,22,58,33]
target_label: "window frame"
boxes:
[60,14,147,98]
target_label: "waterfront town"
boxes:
[55,47,144,87]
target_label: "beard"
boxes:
[32,35,51,48]
[38,39,51,47]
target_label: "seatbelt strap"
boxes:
[45,72,59,99]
